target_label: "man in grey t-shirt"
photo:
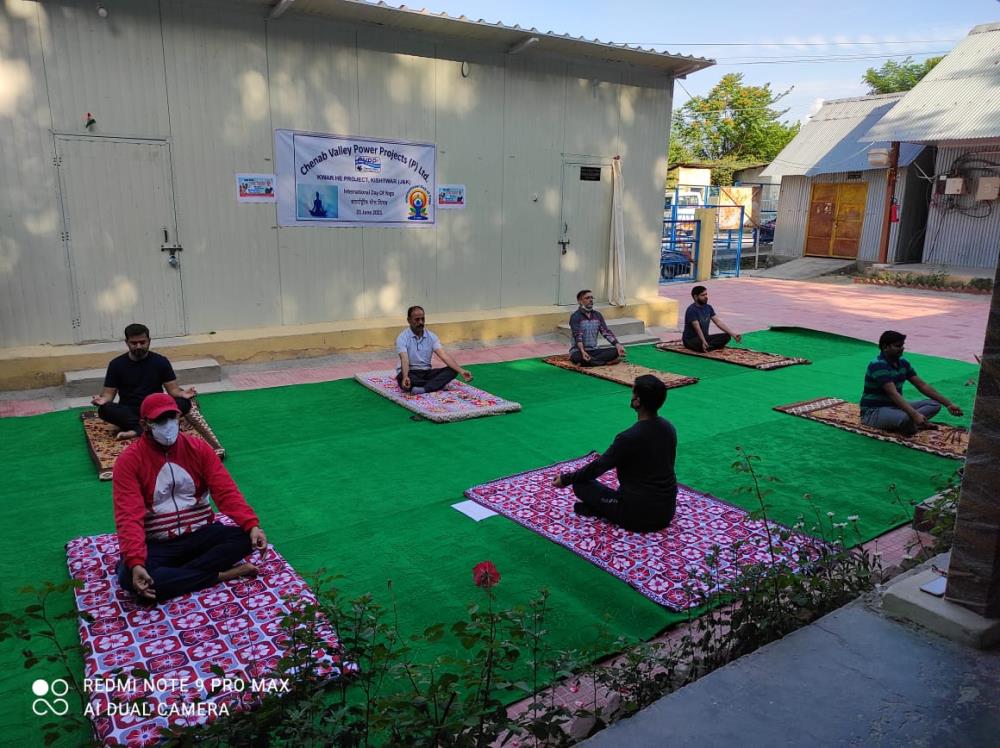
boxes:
[395,305,473,394]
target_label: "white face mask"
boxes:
[150,418,180,447]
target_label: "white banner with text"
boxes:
[275,129,436,227]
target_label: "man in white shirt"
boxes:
[395,305,473,394]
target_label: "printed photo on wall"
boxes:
[235,173,276,203]
[296,185,339,220]
[437,184,466,210]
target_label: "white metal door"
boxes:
[558,161,613,306]
[56,137,185,342]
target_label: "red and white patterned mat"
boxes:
[66,526,346,746]
[465,454,824,611]
[355,370,521,422]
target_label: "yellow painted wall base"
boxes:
[0,297,677,391]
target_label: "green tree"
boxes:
[674,73,800,167]
[862,56,942,94]
[668,119,692,166]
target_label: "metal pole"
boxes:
[877,141,900,264]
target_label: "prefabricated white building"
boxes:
[0,0,711,347]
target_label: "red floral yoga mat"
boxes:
[81,405,226,481]
[354,370,521,422]
[465,455,823,611]
[655,340,810,370]
[542,355,698,389]
[774,397,968,460]
[66,523,347,746]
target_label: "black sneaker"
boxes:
[573,502,599,518]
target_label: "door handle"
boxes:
[558,238,570,255]
[160,227,183,267]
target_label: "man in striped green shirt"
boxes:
[860,330,963,436]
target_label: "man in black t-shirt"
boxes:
[91,323,196,439]
[552,374,678,533]
[682,285,741,352]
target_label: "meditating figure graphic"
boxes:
[113,393,269,602]
[309,191,327,217]
[552,375,678,533]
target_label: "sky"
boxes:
[404,0,999,123]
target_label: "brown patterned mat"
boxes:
[656,340,810,370]
[81,404,226,480]
[543,355,698,389]
[774,397,968,460]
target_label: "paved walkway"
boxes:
[584,583,1000,748]
[659,277,989,363]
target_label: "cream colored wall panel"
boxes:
[41,0,168,137]
[356,32,438,318]
[355,30,435,142]
[0,1,73,346]
[433,54,505,312]
[499,58,566,307]
[277,229,367,324]
[267,16,359,134]
[360,227,438,321]
[160,2,280,333]
[266,15,366,324]
[618,77,672,298]
[563,63,621,160]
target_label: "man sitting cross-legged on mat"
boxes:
[860,330,963,436]
[91,322,197,441]
[552,375,678,532]
[682,285,742,352]
[396,305,473,394]
[113,393,268,602]
[568,289,626,366]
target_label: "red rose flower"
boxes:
[472,561,500,589]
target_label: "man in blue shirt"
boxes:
[395,305,473,394]
[568,289,626,366]
[681,285,741,352]
[860,330,963,435]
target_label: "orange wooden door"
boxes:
[804,182,868,258]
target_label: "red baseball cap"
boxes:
[140,393,181,421]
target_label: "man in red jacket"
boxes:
[113,393,268,602]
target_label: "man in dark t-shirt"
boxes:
[552,374,678,533]
[681,285,741,352]
[91,323,196,439]
[859,330,963,435]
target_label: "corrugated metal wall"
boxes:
[0,0,672,345]
[771,170,906,262]
[922,144,1000,269]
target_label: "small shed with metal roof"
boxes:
[862,22,1000,272]
[761,94,933,265]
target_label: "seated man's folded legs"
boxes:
[862,400,941,435]
[570,347,620,367]
[98,402,142,434]
[400,367,457,393]
[117,522,254,601]
[706,332,731,350]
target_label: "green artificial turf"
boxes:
[0,328,977,744]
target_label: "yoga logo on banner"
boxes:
[274,129,436,227]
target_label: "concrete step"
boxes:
[63,357,222,397]
[618,333,661,346]
[557,316,648,339]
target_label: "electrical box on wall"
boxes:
[975,176,1000,201]
[944,177,967,195]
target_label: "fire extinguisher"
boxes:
[889,197,899,223]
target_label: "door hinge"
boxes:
[71,317,81,329]
[52,154,63,167]
[60,231,70,242]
